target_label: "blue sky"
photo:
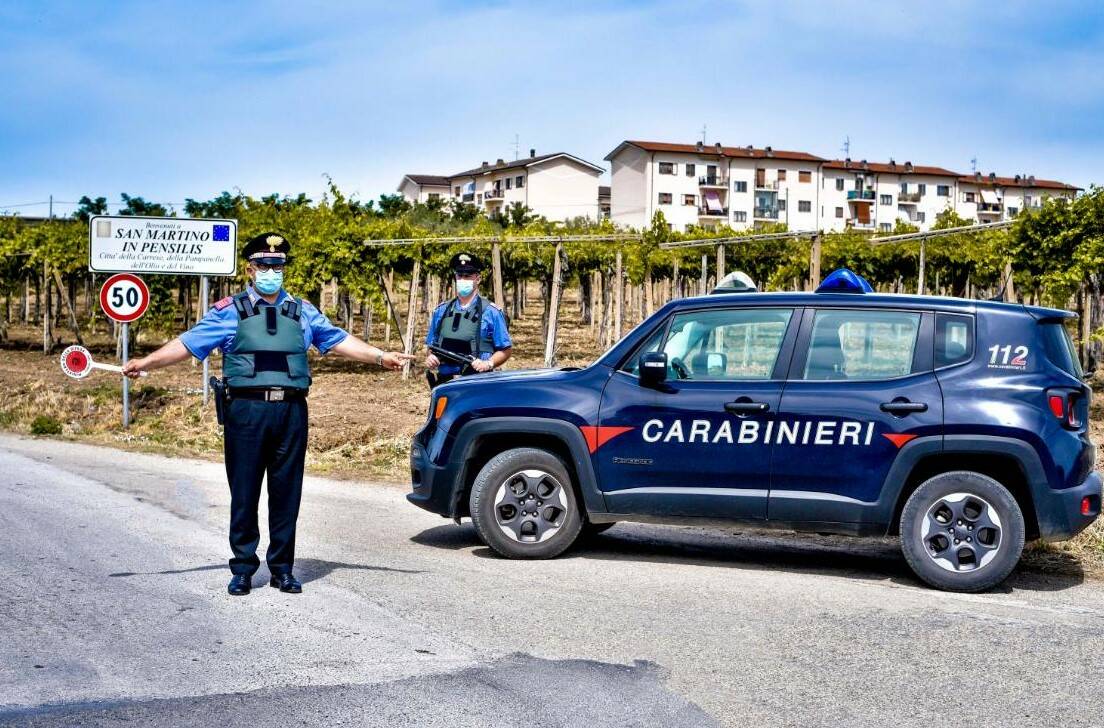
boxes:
[2,0,1102,216]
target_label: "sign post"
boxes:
[88,215,238,405]
[99,273,151,428]
[200,276,210,405]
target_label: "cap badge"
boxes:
[266,235,284,252]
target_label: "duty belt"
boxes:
[228,387,308,402]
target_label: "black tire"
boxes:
[900,471,1025,592]
[469,447,583,559]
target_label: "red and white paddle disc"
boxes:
[59,345,145,379]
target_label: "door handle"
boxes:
[880,401,928,414]
[725,401,770,415]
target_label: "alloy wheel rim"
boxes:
[920,492,1003,572]
[493,469,569,543]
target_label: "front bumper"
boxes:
[1036,470,1102,542]
[406,440,461,518]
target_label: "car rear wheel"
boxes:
[469,447,583,559]
[900,471,1025,592]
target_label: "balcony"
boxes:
[977,202,1003,213]
[755,180,780,191]
[848,220,876,229]
[847,190,875,201]
[484,188,505,201]
[698,206,729,217]
[898,192,921,203]
[754,207,780,220]
[698,175,729,188]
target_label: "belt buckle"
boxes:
[268,389,285,402]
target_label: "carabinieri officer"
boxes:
[424,252,512,387]
[122,232,413,596]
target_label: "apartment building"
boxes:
[397,150,604,221]
[606,139,1079,233]
[397,174,451,204]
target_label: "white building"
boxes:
[396,174,451,204]
[398,150,605,222]
[605,139,1079,233]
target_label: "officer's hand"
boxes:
[381,351,416,371]
[425,353,440,370]
[122,358,148,379]
[470,358,493,373]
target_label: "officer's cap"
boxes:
[449,252,482,275]
[243,232,291,266]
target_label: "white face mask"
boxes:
[456,279,475,297]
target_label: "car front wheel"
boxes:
[900,471,1025,592]
[469,447,583,559]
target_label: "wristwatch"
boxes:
[375,352,384,366]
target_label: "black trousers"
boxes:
[223,397,308,576]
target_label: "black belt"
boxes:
[228,387,307,402]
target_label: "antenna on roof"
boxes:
[841,135,850,158]
[513,134,520,161]
[700,123,707,145]
[970,156,978,174]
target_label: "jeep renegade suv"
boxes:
[408,269,1101,591]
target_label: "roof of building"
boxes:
[449,152,604,179]
[957,173,1080,191]
[605,140,826,163]
[823,159,962,177]
[402,174,451,187]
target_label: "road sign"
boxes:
[88,215,238,276]
[59,345,146,379]
[99,273,150,323]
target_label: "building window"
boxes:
[835,206,844,218]
[880,223,892,232]
[916,212,926,223]
[918,183,926,196]
[504,178,512,190]
[667,223,674,231]
[454,186,461,196]
[964,192,975,203]
[899,182,908,194]
[428,193,440,201]
[683,194,696,206]
[1008,206,1019,216]
[658,192,672,204]
[515,176,524,188]
[777,169,787,181]
[798,200,811,213]
[734,181,748,193]
[937,185,949,196]
[778,199,787,212]
[799,170,812,183]
[733,211,747,222]
[835,178,845,191]
[659,162,675,175]
[686,164,696,177]
[880,194,892,206]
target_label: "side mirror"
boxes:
[639,351,668,388]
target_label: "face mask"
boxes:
[254,269,283,295]
[456,279,475,297]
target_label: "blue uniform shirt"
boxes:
[426,295,512,375]
[180,287,349,361]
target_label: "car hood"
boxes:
[437,366,593,390]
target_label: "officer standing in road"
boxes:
[122,232,413,596]
[424,252,512,387]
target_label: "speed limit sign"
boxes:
[99,273,150,323]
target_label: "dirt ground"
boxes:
[1,287,1101,576]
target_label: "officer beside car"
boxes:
[424,252,512,387]
[122,232,413,596]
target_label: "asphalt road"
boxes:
[0,434,1102,727]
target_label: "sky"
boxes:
[2,0,1103,217]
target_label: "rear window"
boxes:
[935,314,974,368]
[1040,321,1084,378]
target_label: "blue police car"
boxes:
[408,269,1101,592]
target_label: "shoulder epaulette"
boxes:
[213,296,233,311]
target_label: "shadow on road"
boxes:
[108,558,424,585]
[411,522,1085,593]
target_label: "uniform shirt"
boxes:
[426,295,512,375]
[180,286,349,361]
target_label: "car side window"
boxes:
[621,326,666,375]
[935,313,974,368]
[659,308,793,381]
[804,309,921,380]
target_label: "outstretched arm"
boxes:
[122,339,192,378]
[329,334,414,371]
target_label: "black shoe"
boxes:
[269,573,302,593]
[228,574,252,596]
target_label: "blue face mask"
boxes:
[456,279,475,297]
[254,269,284,295]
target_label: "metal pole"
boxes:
[917,241,926,295]
[200,276,210,405]
[121,322,130,428]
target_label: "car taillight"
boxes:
[1046,389,1081,429]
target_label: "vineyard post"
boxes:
[699,253,707,294]
[51,269,83,346]
[1003,261,1016,302]
[809,232,822,288]
[491,240,505,310]
[716,243,725,282]
[543,241,564,367]
[614,249,623,339]
[917,241,927,295]
[672,257,680,300]
[42,261,52,353]
[402,260,420,379]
